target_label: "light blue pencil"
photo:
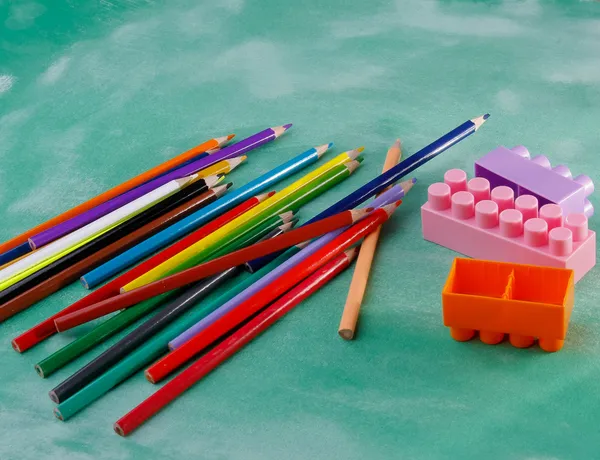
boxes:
[80,143,333,289]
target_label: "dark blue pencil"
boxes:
[0,242,32,268]
[309,114,489,221]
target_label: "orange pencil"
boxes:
[0,134,234,255]
[338,139,402,340]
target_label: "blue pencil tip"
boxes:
[412,177,417,183]
[483,113,490,120]
[327,142,334,149]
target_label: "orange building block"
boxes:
[442,258,575,352]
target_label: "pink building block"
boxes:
[421,169,596,283]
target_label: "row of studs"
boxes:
[507,146,594,197]
[427,170,589,256]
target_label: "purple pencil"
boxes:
[167,178,416,349]
[29,124,292,249]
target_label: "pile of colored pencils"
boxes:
[0,115,488,436]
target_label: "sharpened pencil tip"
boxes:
[412,177,417,183]
[315,143,334,157]
[227,134,235,140]
[226,182,234,189]
[283,123,293,130]
[472,114,490,131]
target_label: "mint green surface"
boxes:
[1,1,599,458]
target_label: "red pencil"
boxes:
[145,202,400,384]
[11,193,273,353]
[114,248,358,437]
[53,206,375,332]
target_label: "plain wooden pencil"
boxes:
[338,140,402,340]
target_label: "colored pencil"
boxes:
[41,214,292,385]
[11,193,272,352]
[53,207,372,332]
[52,251,292,421]
[306,115,489,225]
[170,183,407,348]
[339,139,403,340]
[124,156,361,292]
[46,222,296,403]
[146,203,400,383]
[0,182,228,310]
[115,248,357,436]
[0,186,230,323]
[0,243,31,268]
[80,142,326,287]
[29,125,289,249]
[0,174,219,290]
[0,135,233,256]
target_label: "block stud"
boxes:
[510,145,530,159]
[491,186,514,213]
[475,200,499,229]
[480,331,505,345]
[573,174,594,197]
[540,204,563,231]
[531,155,551,169]
[451,191,475,220]
[500,209,524,238]
[552,165,572,179]
[549,227,573,256]
[467,177,491,203]
[427,183,452,210]
[509,334,535,348]
[564,213,588,241]
[538,338,564,353]
[524,218,548,247]
[444,169,468,195]
[515,195,538,222]
[450,328,475,342]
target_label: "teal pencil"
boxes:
[54,252,292,421]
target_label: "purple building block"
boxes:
[475,146,594,217]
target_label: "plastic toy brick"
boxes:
[442,258,575,352]
[474,145,594,217]
[421,169,596,283]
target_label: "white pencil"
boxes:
[0,174,220,289]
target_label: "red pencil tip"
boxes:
[395,200,403,206]
[267,191,276,197]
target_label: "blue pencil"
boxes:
[308,114,489,222]
[80,143,334,289]
[0,242,32,267]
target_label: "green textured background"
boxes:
[1,1,600,458]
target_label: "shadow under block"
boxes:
[421,169,596,283]
[442,258,575,352]
[474,145,594,217]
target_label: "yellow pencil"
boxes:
[338,140,402,340]
[122,145,363,292]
